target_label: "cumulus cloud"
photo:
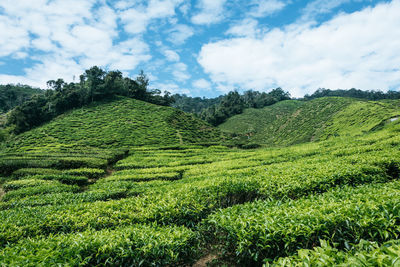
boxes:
[164,50,180,61]
[0,0,153,87]
[193,78,212,90]
[151,81,190,95]
[226,19,260,37]
[249,0,288,18]
[191,0,227,25]
[300,0,354,21]
[171,62,190,82]
[119,0,183,34]
[198,0,400,97]
[167,24,194,45]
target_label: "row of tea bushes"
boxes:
[0,223,198,266]
[0,189,129,210]
[13,168,105,179]
[203,181,400,265]
[2,181,80,202]
[270,239,400,267]
[0,157,394,247]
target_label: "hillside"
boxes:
[0,112,400,265]
[219,97,400,146]
[4,97,223,150]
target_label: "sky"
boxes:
[0,0,399,98]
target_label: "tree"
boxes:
[82,66,106,102]
[135,70,150,100]
[104,71,123,96]
[46,79,66,92]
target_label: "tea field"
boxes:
[1,97,400,265]
[3,97,223,150]
[219,97,400,146]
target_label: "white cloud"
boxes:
[119,0,183,34]
[193,79,212,90]
[0,0,153,87]
[226,19,260,37]
[198,0,400,97]
[191,0,227,25]
[151,81,190,94]
[164,50,180,61]
[167,24,194,45]
[0,15,30,57]
[171,62,190,82]
[249,0,287,18]
[300,0,363,21]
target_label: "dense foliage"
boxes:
[5,67,174,134]
[199,88,291,126]
[0,84,43,113]
[172,94,223,114]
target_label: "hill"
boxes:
[4,97,223,150]
[219,97,400,146]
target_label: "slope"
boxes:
[4,96,223,150]
[219,97,400,146]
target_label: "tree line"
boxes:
[5,66,174,134]
[304,88,400,100]
[173,88,291,126]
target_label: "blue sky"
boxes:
[0,0,399,97]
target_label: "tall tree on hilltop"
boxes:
[82,66,106,102]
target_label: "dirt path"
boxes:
[0,186,5,200]
[192,253,218,267]
[176,130,183,145]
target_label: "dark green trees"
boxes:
[199,88,291,126]
[0,84,44,113]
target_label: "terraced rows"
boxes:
[0,121,400,265]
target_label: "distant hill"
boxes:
[5,97,223,150]
[0,84,44,113]
[219,97,400,146]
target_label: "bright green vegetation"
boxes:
[0,224,198,266]
[270,239,400,267]
[219,97,400,146]
[1,96,400,265]
[204,181,400,265]
[3,97,222,150]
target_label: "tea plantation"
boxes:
[219,97,400,146]
[3,96,223,150]
[1,96,400,266]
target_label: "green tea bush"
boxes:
[3,179,55,192]
[27,174,89,185]
[2,183,80,202]
[13,168,105,179]
[203,181,400,265]
[269,239,400,267]
[0,224,199,266]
